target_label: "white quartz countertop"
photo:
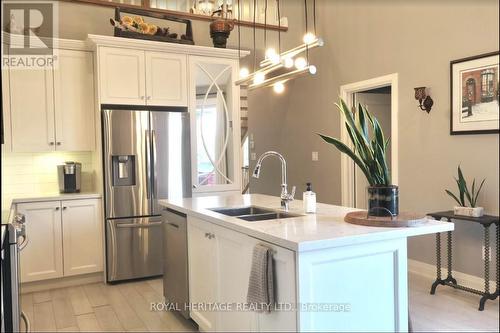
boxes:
[159,194,454,252]
[10,192,102,204]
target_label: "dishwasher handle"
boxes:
[115,222,162,228]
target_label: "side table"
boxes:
[427,211,499,311]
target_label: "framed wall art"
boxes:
[450,51,499,135]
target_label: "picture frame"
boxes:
[450,51,499,135]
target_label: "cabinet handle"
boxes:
[211,233,216,239]
[63,206,67,210]
[49,142,55,146]
[55,207,60,211]
[140,96,145,100]
[205,232,210,238]
[147,96,152,100]
[56,142,61,146]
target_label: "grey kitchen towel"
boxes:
[247,244,275,312]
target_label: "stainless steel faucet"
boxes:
[252,151,296,211]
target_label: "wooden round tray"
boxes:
[344,211,427,227]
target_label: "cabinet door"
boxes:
[18,201,63,282]
[9,67,55,152]
[99,47,146,105]
[189,56,241,194]
[214,224,255,332]
[54,49,96,151]
[187,217,217,331]
[255,241,297,332]
[2,66,12,151]
[61,199,103,276]
[145,52,187,107]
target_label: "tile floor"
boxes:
[21,273,499,332]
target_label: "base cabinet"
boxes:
[61,199,103,276]
[187,216,297,332]
[18,201,63,282]
[18,198,103,283]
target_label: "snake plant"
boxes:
[318,98,391,186]
[445,165,485,208]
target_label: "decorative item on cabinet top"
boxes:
[209,2,235,48]
[111,7,194,45]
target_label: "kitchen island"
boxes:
[159,194,454,332]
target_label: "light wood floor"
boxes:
[21,273,498,332]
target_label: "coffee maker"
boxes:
[58,162,81,193]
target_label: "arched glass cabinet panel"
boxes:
[190,56,241,193]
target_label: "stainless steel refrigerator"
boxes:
[102,107,191,282]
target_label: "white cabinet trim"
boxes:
[87,34,250,60]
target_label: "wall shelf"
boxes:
[65,0,289,32]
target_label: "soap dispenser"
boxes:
[303,182,317,213]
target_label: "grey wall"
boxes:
[248,0,499,278]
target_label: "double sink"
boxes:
[210,206,302,222]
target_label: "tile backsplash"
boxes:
[1,150,96,209]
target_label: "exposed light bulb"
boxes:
[273,82,285,94]
[253,72,266,85]
[265,48,280,65]
[303,32,316,45]
[283,57,294,68]
[265,48,277,59]
[309,65,317,75]
[239,67,249,79]
[295,57,307,70]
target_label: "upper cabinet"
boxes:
[98,47,187,107]
[7,48,95,152]
[9,67,55,152]
[98,47,146,105]
[54,49,96,151]
[146,51,187,106]
[189,56,241,193]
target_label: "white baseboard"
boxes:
[21,272,104,294]
[408,259,495,292]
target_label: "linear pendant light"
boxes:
[236,0,322,94]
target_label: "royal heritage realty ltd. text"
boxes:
[151,302,352,313]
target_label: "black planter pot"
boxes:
[367,185,399,217]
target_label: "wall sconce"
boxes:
[414,87,434,113]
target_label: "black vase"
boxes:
[367,185,399,217]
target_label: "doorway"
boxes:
[339,74,399,208]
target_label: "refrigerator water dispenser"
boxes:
[112,155,136,186]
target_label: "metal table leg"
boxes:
[431,219,457,294]
[478,223,500,311]
[430,232,442,294]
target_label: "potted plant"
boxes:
[445,166,485,217]
[318,99,397,217]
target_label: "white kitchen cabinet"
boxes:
[145,51,187,106]
[8,49,95,152]
[187,216,297,332]
[189,56,241,194]
[98,47,188,107]
[187,217,218,331]
[9,67,55,152]
[215,223,255,332]
[18,201,63,282]
[18,198,103,283]
[54,49,96,151]
[61,199,103,276]
[98,47,146,105]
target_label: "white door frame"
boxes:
[339,73,399,207]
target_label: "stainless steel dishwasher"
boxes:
[162,208,190,319]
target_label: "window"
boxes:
[481,68,495,102]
